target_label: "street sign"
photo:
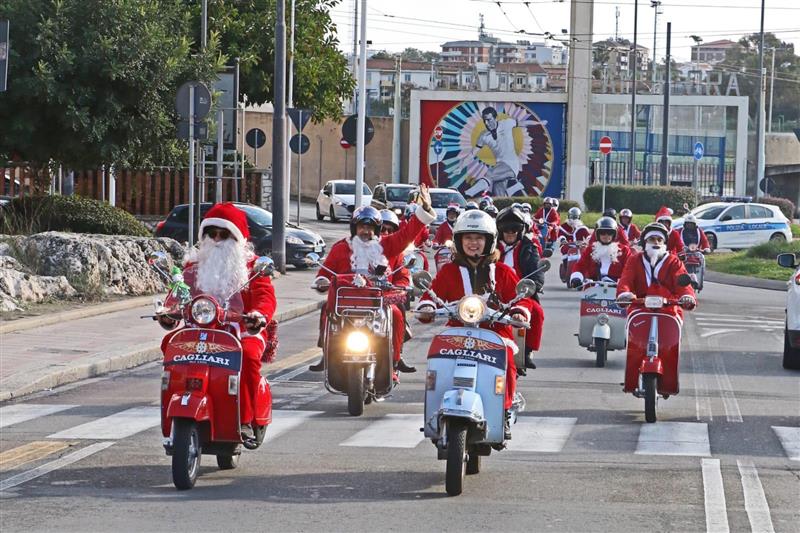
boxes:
[599,136,613,155]
[290,133,311,155]
[433,140,443,156]
[434,126,444,140]
[175,81,211,120]
[287,108,313,132]
[177,120,209,141]
[340,138,351,149]
[246,128,267,149]
[342,114,375,146]
[0,20,9,92]
[693,141,704,161]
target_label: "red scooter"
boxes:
[559,240,583,286]
[433,241,453,273]
[148,252,275,490]
[618,276,693,423]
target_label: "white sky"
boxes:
[328,0,800,65]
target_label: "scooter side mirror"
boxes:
[148,251,169,268]
[374,264,387,277]
[515,279,537,298]
[777,252,798,269]
[677,273,692,287]
[253,256,275,277]
[538,259,551,273]
[542,249,553,258]
[412,271,433,291]
[304,252,321,266]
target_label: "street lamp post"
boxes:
[650,1,661,84]
[629,0,639,185]
[756,0,766,197]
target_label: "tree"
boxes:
[209,0,354,122]
[0,0,221,169]
[400,47,439,63]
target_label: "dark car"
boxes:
[155,202,325,268]
[371,183,418,217]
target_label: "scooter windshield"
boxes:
[173,264,246,315]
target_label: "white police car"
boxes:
[777,252,800,370]
[673,200,792,251]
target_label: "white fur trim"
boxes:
[643,230,666,242]
[199,217,246,242]
[570,271,584,283]
[414,206,437,225]
[414,300,436,312]
[510,306,531,323]
[502,337,519,355]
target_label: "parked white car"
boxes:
[673,201,792,250]
[777,253,800,370]
[315,180,373,222]
[429,188,467,226]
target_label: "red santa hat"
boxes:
[654,206,674,222]
[199,203,250,242]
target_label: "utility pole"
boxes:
[286,0,295,222]
[659,22,671,186]
[391,56,402,183]
[272,0,288,272]
[354,0,368,210]
[351,0,359,114]
[768,46,776,132]
[201,0,207,49]
[614,7,620,41]
[629,0,639,185]
[756,0,766,198]
[650,1,661,84]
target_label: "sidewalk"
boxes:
[0,270,323,402]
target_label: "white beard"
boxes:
[349,236,387,273]
[645,244,667,266]
[190,237,253,302]
[590,241,621,263]
[567,218,578,227]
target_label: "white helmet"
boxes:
[453,210,497,257]
[552,198,560,209]
[684,213,698,226]
[620,208,633,218]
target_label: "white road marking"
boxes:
[340,414,426,448]
[687,328,713,422]
[273,364,314,382]
[0,404,78,429]
[264,410,321,442]
[771,426,800,461]
[702,458,730,533]
[635,422,710,456]
[507,417,577,453]
[711,354,742,423]
[737,460,775,533]
[695,317,783,325]
[700,329,747,339]
[0,442,115,491]
[46,407,159,440]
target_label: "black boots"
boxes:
[395,358,417,373]
[524,350,536,370]
[308,357,325,372]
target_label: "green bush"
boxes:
[583,212,654,229]
[700,196,796,219]
[492,196,580,213]
[583,185,696,214]
[745,239,800,260]
[1,195,150,236]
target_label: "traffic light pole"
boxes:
[272,0,287,272]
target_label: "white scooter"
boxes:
[413,271,538,497]
[576,279,627,367]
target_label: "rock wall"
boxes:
[0,232,184,312]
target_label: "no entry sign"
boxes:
[599,136,613,155]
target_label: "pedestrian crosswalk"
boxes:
[692,312,784,338]
[1,403,797,463]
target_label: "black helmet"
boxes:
[464,201,479,211]
[479,196,494,210]
[445,204,461,218]
[496,206,527,238]
[602,208,617,219]
[379,209,400,232]
[350,206,382,237]
[595,216,618,241]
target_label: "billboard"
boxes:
[419,100,565,198]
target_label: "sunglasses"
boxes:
[204,227,231,240]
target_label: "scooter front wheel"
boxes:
[172,419,201,490]
[445,420,468,496]
[347,366,365,416]
[643,374,658,423]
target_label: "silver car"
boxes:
[315,180,373,222]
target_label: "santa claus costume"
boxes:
[654,206,683,254]
[533,199,561,243]
[569,217,631,286]
[619,209,641,242]
[160,202,276,431]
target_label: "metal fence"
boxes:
[589,159,737,197]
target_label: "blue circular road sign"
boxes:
[433,140,443,156]
[693,142,704,161]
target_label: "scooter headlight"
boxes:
[457,296,486,324]
[345,331,370,353]
[644,296,665,309]
[191,297,218,325]
[597,313,609,325]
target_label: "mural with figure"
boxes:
[419,100,566,199]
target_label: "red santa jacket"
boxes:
[433,221,454,245]
[534,206,560,241]
[316,209,434,282]
[617,251,696,318]
[558,223,590,254]
[677,227,710,251]
[666,229,683,254]
[620,223,641,243]
[570,242,631,283]
[417,259,534,344]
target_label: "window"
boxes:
[373,186,384,202]
[721,205,746,221]
[367,72,372,83]
[517,76,525,85]
[333,182,371,195]
[695,205,726,220]
[404,73,411,82]
[323,183,332,195]
[387,187,413,202]
[748,205,773,219]
[237,205,273,227]
[430,191,466,208]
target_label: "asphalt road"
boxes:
[1,211,798,532]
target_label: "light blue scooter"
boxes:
[412,271,537,496]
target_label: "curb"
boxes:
[0,300,324,403]
[1,296,155,335]
[705,270,787,291]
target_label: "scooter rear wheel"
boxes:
[347,366,365,416]
[595,338,608,368]
[445,420,468,496]
[643,374,658,423]
[172,419,201,490]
